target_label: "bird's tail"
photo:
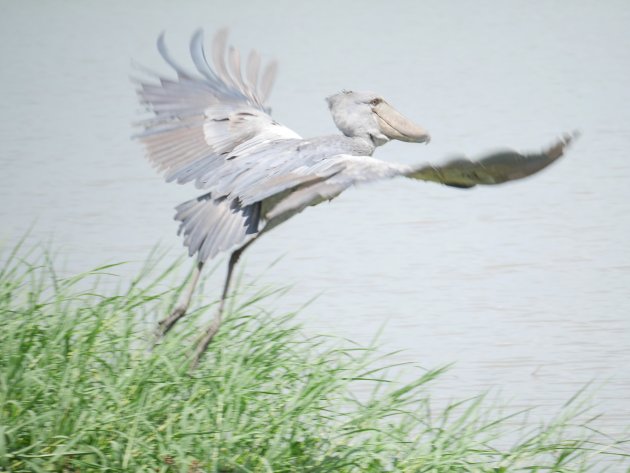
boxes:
[174,193,260,263]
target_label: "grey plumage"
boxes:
[175,193,260,262]
[135,29,575,264]
[136,28,577,368]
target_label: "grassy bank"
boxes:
[0,247,628,472]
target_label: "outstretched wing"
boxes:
[265,133,577,222]
[134,29,300,188]
[409,132,578,188]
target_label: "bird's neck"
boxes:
[348,135,378,156]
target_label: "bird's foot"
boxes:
[188,319,221,372]
[154,305,187,341]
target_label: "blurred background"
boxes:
[1,0,629,435]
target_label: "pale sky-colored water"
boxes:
[1,0,629,439]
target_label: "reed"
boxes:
[1,246,627,472]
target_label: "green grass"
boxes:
[0,246,628,472]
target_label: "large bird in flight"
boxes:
[135,29,576,368]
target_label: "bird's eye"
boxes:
[369,98,382,106]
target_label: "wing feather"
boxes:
[136,29,575,264]
[259,61,278,105]
[135,29,300,189]
[228,46,248,100]
[264,155,410,221]
[246,50,261,91]
[175,193,260,262]
[263,134,575,223]
[408,133,576,188]
[156,32,195,79]
[189,31,219,82]
[210,29,235,92]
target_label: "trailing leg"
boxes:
[155,261,204,340]
[189,244,249,370]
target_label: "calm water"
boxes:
[1,1,629,437]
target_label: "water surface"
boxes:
[1,0,629,436]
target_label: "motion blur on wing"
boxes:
[134,28,577,369]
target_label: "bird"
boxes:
[134,28,577,369]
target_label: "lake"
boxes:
[1,0,629,437]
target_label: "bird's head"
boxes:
[326,90,430,147]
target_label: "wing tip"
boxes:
[213,27,229,43]
[546,129,581,161]
[156,30,167,50]
[190,28,205,48]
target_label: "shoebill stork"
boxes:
[134,29,577,369]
